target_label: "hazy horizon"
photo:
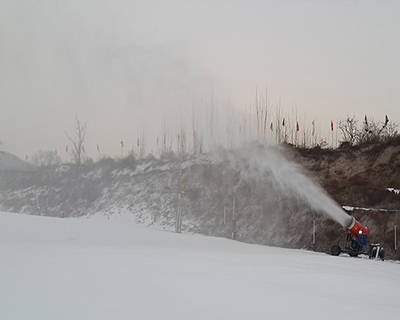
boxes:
[1,0,399,161]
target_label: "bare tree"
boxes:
[159,118,174,159]
[254,88,261,142]
[262,87,269,144]
[381,121,399,141]
[137,126,147,159]
[359,117,391,144]
[338,115,359,146]
[275,99,285,144]
[225,102,236,150]
[253,87,269,144]
[64,115,86,166]
[32,150,62,167]
[360,117,378,143]
[190,104,204,155]
[206,90,218,151]
[338,115,399,146]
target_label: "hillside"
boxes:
[1,141,400,259]
[294,140,400,209]
[0,151,37,172]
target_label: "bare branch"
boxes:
[64,115,86,166]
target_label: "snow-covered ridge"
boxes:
[343,205,400,213]
[0,151,36,172]
[387,188,400,195]
[1,147,398,257]
[0,148,326,249]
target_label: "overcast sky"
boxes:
[1,0,399,160]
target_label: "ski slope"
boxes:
[0,211,399,320]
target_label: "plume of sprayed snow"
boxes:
[230,145,351,227]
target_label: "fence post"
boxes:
[395,213,397,253]
[312,219,316,247]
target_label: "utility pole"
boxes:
[232,197,235,220]
[223,205,226,226]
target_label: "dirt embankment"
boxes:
[294,141,400,209]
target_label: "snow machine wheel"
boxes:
[370,246,377,259]
[379,248,385,261]
[331,245,341,256]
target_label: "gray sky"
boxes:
[1,0,399,160]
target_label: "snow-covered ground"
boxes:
[0,211,399,320]
[387,188,400,195]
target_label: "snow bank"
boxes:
[0,211,399,320]
[387,188,400,195]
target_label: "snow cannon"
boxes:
[331,215,384,260]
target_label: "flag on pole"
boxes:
[270,123,273,131]
[385,115,389,127]
[331,121,334,131]
[365,115,368,126]
[121,140,124,148]
[282,118,285,126]
[296,122,299,131]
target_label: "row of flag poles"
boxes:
[63,144,102,154]
[40,115,390,162]
[270,118,334,136]
[270,115,390,134]
[365,115,390,127]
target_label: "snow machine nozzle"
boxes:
[344,215,369,238]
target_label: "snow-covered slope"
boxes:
[0,151,36,172]
[0,211,399,320]
[1,147,398,258]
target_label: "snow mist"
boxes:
[233,146,351,227]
